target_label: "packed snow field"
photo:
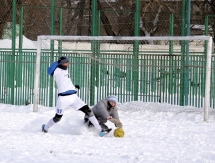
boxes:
[0,102,215,163]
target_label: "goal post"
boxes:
[33,35,213,122]
[204,36,213,122]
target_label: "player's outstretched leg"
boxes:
[42,114,63,133]
[42,124,48,133]
[99,124,112,137]
[84,115,94,128]
[79,105,110,137]
[84,115,112,136]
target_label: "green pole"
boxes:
[204,15,209,54]
[169,14,174,54]
[169,14,174,96]
[18,6,24,51]
[51,0,55,37]
[180,0,186,106]
[95,10,100,88]
[16,6,24,104]
[133,0,140,101]
[58,7,63,54]
[11,0,17,104]
[49,0,56,107]
[95,10,101,102]
[184,0,191,105]
[90,0,98,105]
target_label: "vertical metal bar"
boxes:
[204,37,212,122]
[212,57,215,109]
[120,54,126,103]
[169,13,174,52]
[90,0,97,105]
[195,56,198,107]
[96,10,100,102]
[177,55,180,105]
[199,58,203,106]
[11,0,17,104]
[180,0,186,106]
[0,52,2,101]
[198,56,201,108]
[30,52,33,104]
[17,6,24,105]
[22,52,25,105]
[169,14,174,99]
[146,55,149,102]
[151,56,156,101]
[49,0,56,107]
[191,55,193,106]
[51,0,56,38]
[0,52,2,100]
[165,56,168,103]
[133,0,140,101]
[162,56,165,103]
[149,55,152,101]
[173,55,177,103]
[58,7,63,54]
[185,0,191,105]
[107,54,110,98]
[204,15,209,53]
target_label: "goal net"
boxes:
[33,36,213,122]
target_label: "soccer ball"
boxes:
[114,128,124,138]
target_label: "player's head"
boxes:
[108,95,118,106]
[58,56,69,67]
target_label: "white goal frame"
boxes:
[33,36,213,122]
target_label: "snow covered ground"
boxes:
[0,102,215,163]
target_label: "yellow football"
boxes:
[114,128,125,138]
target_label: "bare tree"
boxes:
[98,1,116,36]
[0,0,12,39]
[0,0,214,40]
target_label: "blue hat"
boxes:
[58,56,69,65]
[108,95,118,103]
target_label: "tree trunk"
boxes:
[98,1,116,36]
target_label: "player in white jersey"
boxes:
[42,56,111,137]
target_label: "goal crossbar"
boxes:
[33,35,213,123]
[38,35,210,41]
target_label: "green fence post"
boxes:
[133,0,140,101]
[169,14,174,98]
[49,0,56,107]
[90,0,98,105]
[51,0,55,39]
[184,0,191,105]
[16,6,24,104]
[58,7,63,54]
[204,15,209,50]
[180,0,186,106]
[96,10,100,102]
[11,0,17,104]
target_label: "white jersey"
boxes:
[45,63,102,133]
[53,67,76,94]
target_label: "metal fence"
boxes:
[0,1,215,108]
[0,46,215,108]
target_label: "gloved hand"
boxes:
[108,118,123,128]
[75,85,80,90]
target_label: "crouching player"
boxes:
[84,95,123,131]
